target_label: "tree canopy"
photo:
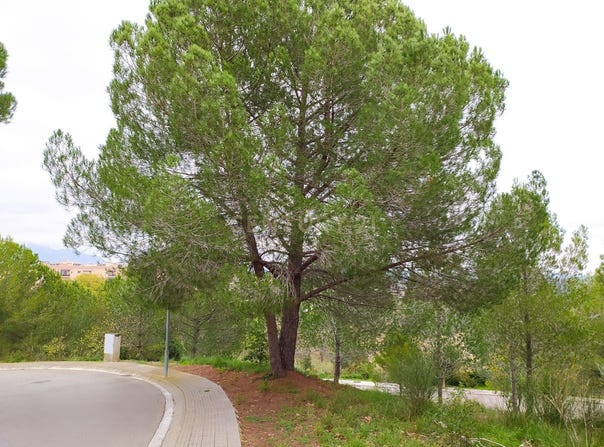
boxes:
[44,0,507,377]
[0,238,104,360]
[0,42,17,124]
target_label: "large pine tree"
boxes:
[44,0,507,377]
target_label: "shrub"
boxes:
[400,351,437,418]
[432,391,482,443]
[452,368,489,388]
[242,323,269,363]
[343,361,385,382]
[43,337,68,360]
[380,340,437,418]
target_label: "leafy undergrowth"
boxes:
[176,362,604,447]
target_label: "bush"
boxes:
[242,323,269,363]
[168,340,183,361]
[397,349,437,418]
[43,337,68,360]
[379,339,437,418]
[298,353,312,372]
[120,344,161,361]
[343,361,385,382]
[451,369,489,388]
[74,325,106,360]
[431,391,482,443]
[141,344,164,361]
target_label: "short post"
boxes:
[104,333,121,362]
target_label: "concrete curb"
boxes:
[0,361,241,447]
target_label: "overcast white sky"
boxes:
[0,1,602,271]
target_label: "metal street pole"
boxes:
[164,307,170,377]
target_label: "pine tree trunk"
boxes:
[278,301,301,371]
[525,314,534,414]
[279,237,303,372]
[265,311,284,377]
[438,376,445,404]
[509,343,519,413]
[190,320,200,357]
[436,336,444,404]
[333,326,341,385]
[522,270,534,414]
[242,210,288,376]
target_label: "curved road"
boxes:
[0,369,165,447]
[339,379,604,417]
[338,379,509,409]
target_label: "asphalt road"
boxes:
[0,368,165,447]
[339,379,604,417]
[338,379,508,409]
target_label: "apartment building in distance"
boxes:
[44,261,120,280]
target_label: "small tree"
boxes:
[426,307,477,403]
[475,172,563,413]
[299,296,391,383]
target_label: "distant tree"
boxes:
[0,237,105,360]
[99,276,165,360]
[591,259,604,383]
[565,257,604,389]
[74,273,106,293]
[423,305,475,403]
[298,295,392,383]
[172,286,250,358]
[44,0,507,377]
[0,42,16,123]
[0,237,44,356]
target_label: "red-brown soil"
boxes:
[175,365,336,447]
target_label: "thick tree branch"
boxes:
[301,232,496,302]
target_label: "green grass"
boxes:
[245,415,274,423]
[179,355,270,374]
[277,384,604,447]
[179,356,604,447]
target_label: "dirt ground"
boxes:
[175,365,335,447]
